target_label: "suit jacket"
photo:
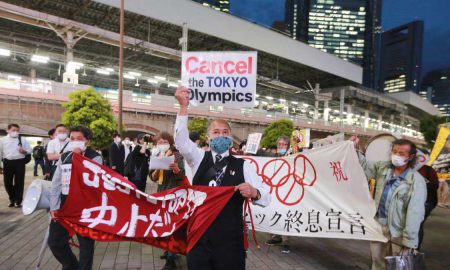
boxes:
[109,142,125,174]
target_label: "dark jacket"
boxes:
[149,150,185,192]
[109,142,125,174]
[418,165,439,208]
[44,144,52,175]
[32,145,45,160]
[128,144,150,182]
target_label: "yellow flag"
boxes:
[428,127,450,165]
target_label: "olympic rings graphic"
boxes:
[242,154,317,206]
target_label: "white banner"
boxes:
[243,141,387,242]
[181,51,257,108]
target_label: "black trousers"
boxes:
[34,159,45,176]
[187,239,245,270]
[3,158,26,204]
[48,195,95,270]
[48,221,95,270]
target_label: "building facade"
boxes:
[379,21,423,93]
[422,68,450,117]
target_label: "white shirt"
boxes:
[174,115,271,207]
[46,138,70,155]
[124,144,131,161]
[0,135,32,163]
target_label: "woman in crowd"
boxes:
[149,131,185,270]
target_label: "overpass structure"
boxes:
[0,73,424,145]
[0,0,429,144]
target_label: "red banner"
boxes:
[55,153,235,254]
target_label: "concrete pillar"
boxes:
[364,110,369,130]
[62,31,78,84]
[323,100,330,124]
[180,23,188,52]
[29,68,36,79]
[314,100,319,120]
[378,114,383,131]
[346,104,353,126]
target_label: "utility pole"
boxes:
[118,0,125,135]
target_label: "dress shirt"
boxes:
[174,115,271,207]
[46,138,70,155]
[0,135,32,163]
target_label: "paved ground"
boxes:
[0,165,449,270]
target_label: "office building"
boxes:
[379,21,423,93]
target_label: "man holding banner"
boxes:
[48,126,103,270]
[174,86,270,270]
[353,137,426,270]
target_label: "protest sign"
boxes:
[182,51,257,108]
[244,133,262,154]
[55,154,235,254]
[241,141,387,242]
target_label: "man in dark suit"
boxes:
[44,128,56,180]
[109,133,125,175]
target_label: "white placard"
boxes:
[61,164,72,195]
[149,156,175,170]
[182,51,257,108]
[244,133,262,154]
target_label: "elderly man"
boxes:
[174,86,270,270]
[352,136,426,270]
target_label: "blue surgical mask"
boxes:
[277,148,287,155]
[209,136,233,154]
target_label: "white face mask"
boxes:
[157,144,170,153]
[124,139,130,145]
[9,131,19,138]
[57,133,68,141]
[391,154,408,167]
[68,140,87,152]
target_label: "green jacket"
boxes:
[359,154,426,248]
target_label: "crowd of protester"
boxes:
[0,107,446,270]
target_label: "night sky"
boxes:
[231,0,450,78]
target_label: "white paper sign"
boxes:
[182,51,257,108]
[149,156,175,170]
[240,141,387,242]
[244,133,262,154]
[61,164,72,195]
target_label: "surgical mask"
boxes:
[391,154,408,167]
[68,141,87,152]
[209,136,233,154]
[9,131,19,138]
[277,148,287,155]
[57,133,68,141]
[157,144,170,153]
[124,139,130,145]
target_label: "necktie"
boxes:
[215,154,222,165]
[214,154,224,186]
